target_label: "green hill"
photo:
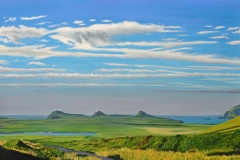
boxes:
[136,110,155,117]
[47,110,86,119]
[220,104,240,119]
[92,111,108,116]
[202,116,240,134]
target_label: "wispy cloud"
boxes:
[0,37,10,43]
[40,39,48,42]
[205,25,212,28]
[228,27,240,30]
[110,41,217,48]
[0,45,240,65]
[89,19,96,22]
[141,89,240,94]
[0,83,164,87]
[209,36,228,39]
[1,72,240,79]
[0,60,8,65]
[214,26,224,29]
[0,25,48,43]
[48,24,61,28]
[28,62,46,66]
[50,21,180,49]
[227,40,240,45]
[102,19,112,23]
[197,31,218,34]
[0,66,65,72]
[96,68,173,73]
[5,17,16,22]
[104,63,130,66]
[36,22,51,25]
[233,30,240,34]
[73,20,84,25]
[20,15,47,21]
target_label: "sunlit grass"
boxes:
[97,148,240,160]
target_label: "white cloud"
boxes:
[214,26,225,29]
[62,22,68,25]
[73,20,84,24]
[227,40,240,45]
[48,24,61,28]
[197,31,218,34]
[233,30,240,34]
[189,66,240,70]
[28,62,46,66]
[0,25,48,43]
[96,68,172,73]
[110,41,217,48]
[177,34,188,36]
[0,66,65,72]
[49,21,180,49]
[102,19,112,23]
[104,63,130,67]
[228,27,240,30]
[0,45,240,65]
[0,37,10,43]
[1,72,240,79]
[40,39,48,42]
[0,83,164,87]
[0,60,8,65]
[5,17,16,22]
[20,15,47,21]
[205,25,212,28]
[209,36,228,39]
[89,19,96,22]
[36,22,51,25]
[162,38,178,41]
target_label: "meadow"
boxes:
[0,114,240,159]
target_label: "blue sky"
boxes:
[0,0,240,115]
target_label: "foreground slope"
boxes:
[202,116,240,133]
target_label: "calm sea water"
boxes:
[156,115,228,124]
[0,115,228,124]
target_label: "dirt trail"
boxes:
[50,145,114,160]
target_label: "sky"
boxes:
[0,0,240,115]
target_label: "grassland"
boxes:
[0,116,211,141]
[1,114,239,159]
[203,116,240,133]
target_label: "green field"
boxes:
[203,116,240,133]
[0,115,212,141]
[1,113,240,159]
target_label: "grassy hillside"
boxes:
[2,139,62,159]
[202,116,240,134]
[220,105,240,119]
[0,114,208,141]
[47,110,86,119]
[42,129,240,154]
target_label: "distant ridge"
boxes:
[136,110,155,117]
[93,111,108,116]
[219,104,240,119]
[47,110,86,119]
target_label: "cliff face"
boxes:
[219,105,240,119]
